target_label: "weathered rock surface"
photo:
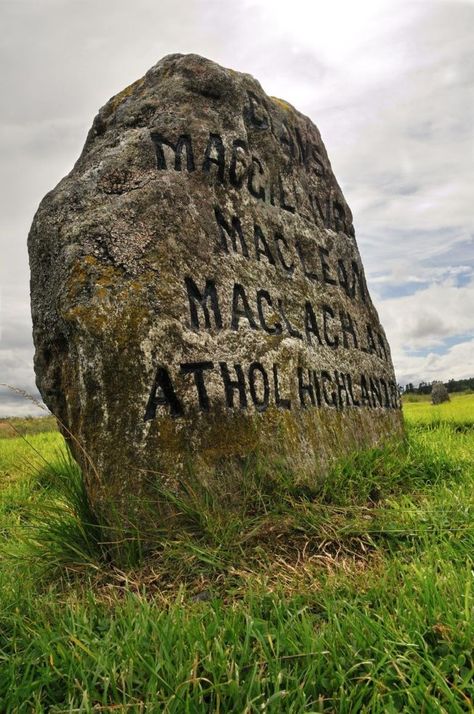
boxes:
[29,54,403,524]
[431,382,450,404]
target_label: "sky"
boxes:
[0,0,473,416]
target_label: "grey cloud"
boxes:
[1,327,34,352]
[0,344,37,388]
[360,228,473,291]
[0,351,43,418]
[0,0,203,124]
[1,0,473,413]
[406,315,454,341]
[0,387,46,418]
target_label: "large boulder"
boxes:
[431,382,450,405]
[28,54,403,525]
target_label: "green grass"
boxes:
[0,394,473,712]
[0,415,58,439]
[403,392,474,430]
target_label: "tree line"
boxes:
[403,377,474,395]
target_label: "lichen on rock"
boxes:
[28,54,404,527]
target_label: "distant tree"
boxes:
[403,377,474,396]
[418,381,432,395]
[431,381,450,405]
[447,377,474,393]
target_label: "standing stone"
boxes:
[431,382,450,404]
[28,54,403,526]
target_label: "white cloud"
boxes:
[1,0,473,413]
[376,273,474,384]
[380,275,474,350]
[370,264,473,287]
[393,338,474,386]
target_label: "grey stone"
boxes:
[431,382,450,404]
[28,54,404,526]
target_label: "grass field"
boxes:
[0,395,473,712]
[403,392,474,429]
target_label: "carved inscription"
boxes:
[150,130,355,236]
[145,362,400,420]
[184,275,388,360]
[214,206,366,301]
[144,92,396,421]
[144,193,395,419]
